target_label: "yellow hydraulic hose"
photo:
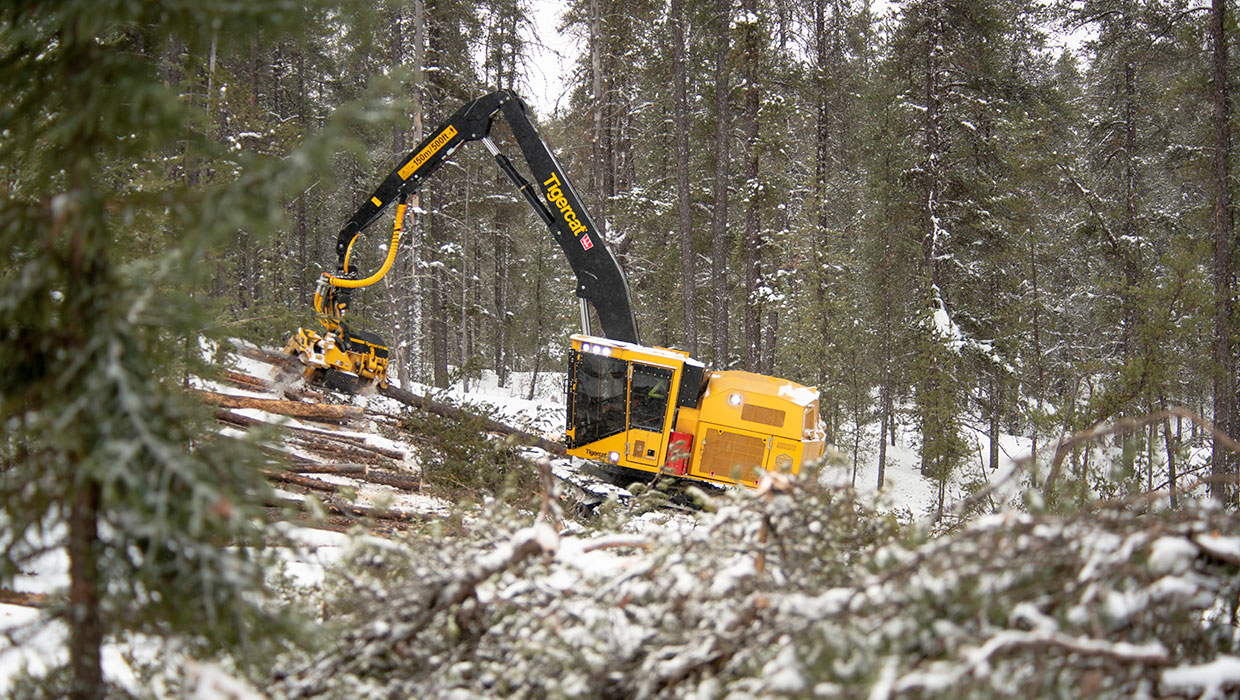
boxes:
[328,202,407,289]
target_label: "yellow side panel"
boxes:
[766,438,802,475]
[567,432,629,465]
[802,439,826,466]
[673,406,700,437]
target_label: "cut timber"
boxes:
[218,410,379,448]
[291,464,368,475]
[234,343,303,371]
[358,468,421,491]
[221,369,272,392]
[285,385,325,403]
[379,384,567,457]
[287,435,402,467]
[264,496,430,531]
[221,367,321,402]
[200,391,362,423]
[322,495,430,525]
[0,589,47,608]
[285,464,420,492]
[266,470,341,493]
[286,430,406,461]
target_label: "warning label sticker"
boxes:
[580,234,593,250]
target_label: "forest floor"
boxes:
[1,341,1224,696]
[0,340,693,692]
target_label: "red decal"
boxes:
[581,234,593,250]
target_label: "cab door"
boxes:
[627,364,674,469]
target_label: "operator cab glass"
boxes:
[569,350,628,447]
[629,364,673,432]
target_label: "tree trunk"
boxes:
[763,308,777,375]
[741,0,761,371]
[878,398,888,489]
[919,0,944,481]
[589,0,607,234]
[1147,413,1155,495]
[813,0,832,389]
[1168,409,1179,509]
[384,2,408,385]
[199,391,365,422]
[710,0,732,367]
[296,46,308,306]
[493,217,508,385]
[989,370,1001,473]
[672,0,697,355]
[430,205,448,388]
[1211,0,1235,503]
[922,0,943,285]
[460,163,472,390]
[1030,231,1043,461]
[68,479,103,700]
[491,3,518,385]
[408,0,426,385]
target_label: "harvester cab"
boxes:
[566,335,826,488]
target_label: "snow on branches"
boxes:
[268,477,1240,699]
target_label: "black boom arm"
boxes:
[333,90,641,345]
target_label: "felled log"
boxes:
[216,409,269,430]
[217,409,404,460]
[299,429,406,459]
[321,495,430,525]
[267,463,422,494]
[263,499,428,533]
[265,495,430,526]
[265,470,341,493]
[0,589,48,608]
[199,391,362,423]
[286,432,405,463]
[234,343,303,371]
[284,385,324,403]
[221,369,272,392]
[356,468,421,491]
[378,384,567,457]
[290,464,368,475]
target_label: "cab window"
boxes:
[569,351,628,447]
[629,364,674,432]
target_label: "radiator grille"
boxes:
[700,428,766,482]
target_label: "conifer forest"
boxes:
[7,1,1240,698]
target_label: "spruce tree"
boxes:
[0,2,360,695]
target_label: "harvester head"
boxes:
[283,277,390,392]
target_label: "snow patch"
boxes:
[1148,536,1197,575]
[1162,656,1240,695]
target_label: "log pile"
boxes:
[205,348,581,536]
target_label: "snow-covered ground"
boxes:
[2,345,1221,696]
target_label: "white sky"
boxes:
[522,1,581,118]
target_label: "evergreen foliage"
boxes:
[0,1,387,694]
[270,478,1240,699]
[401,402,541,502]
